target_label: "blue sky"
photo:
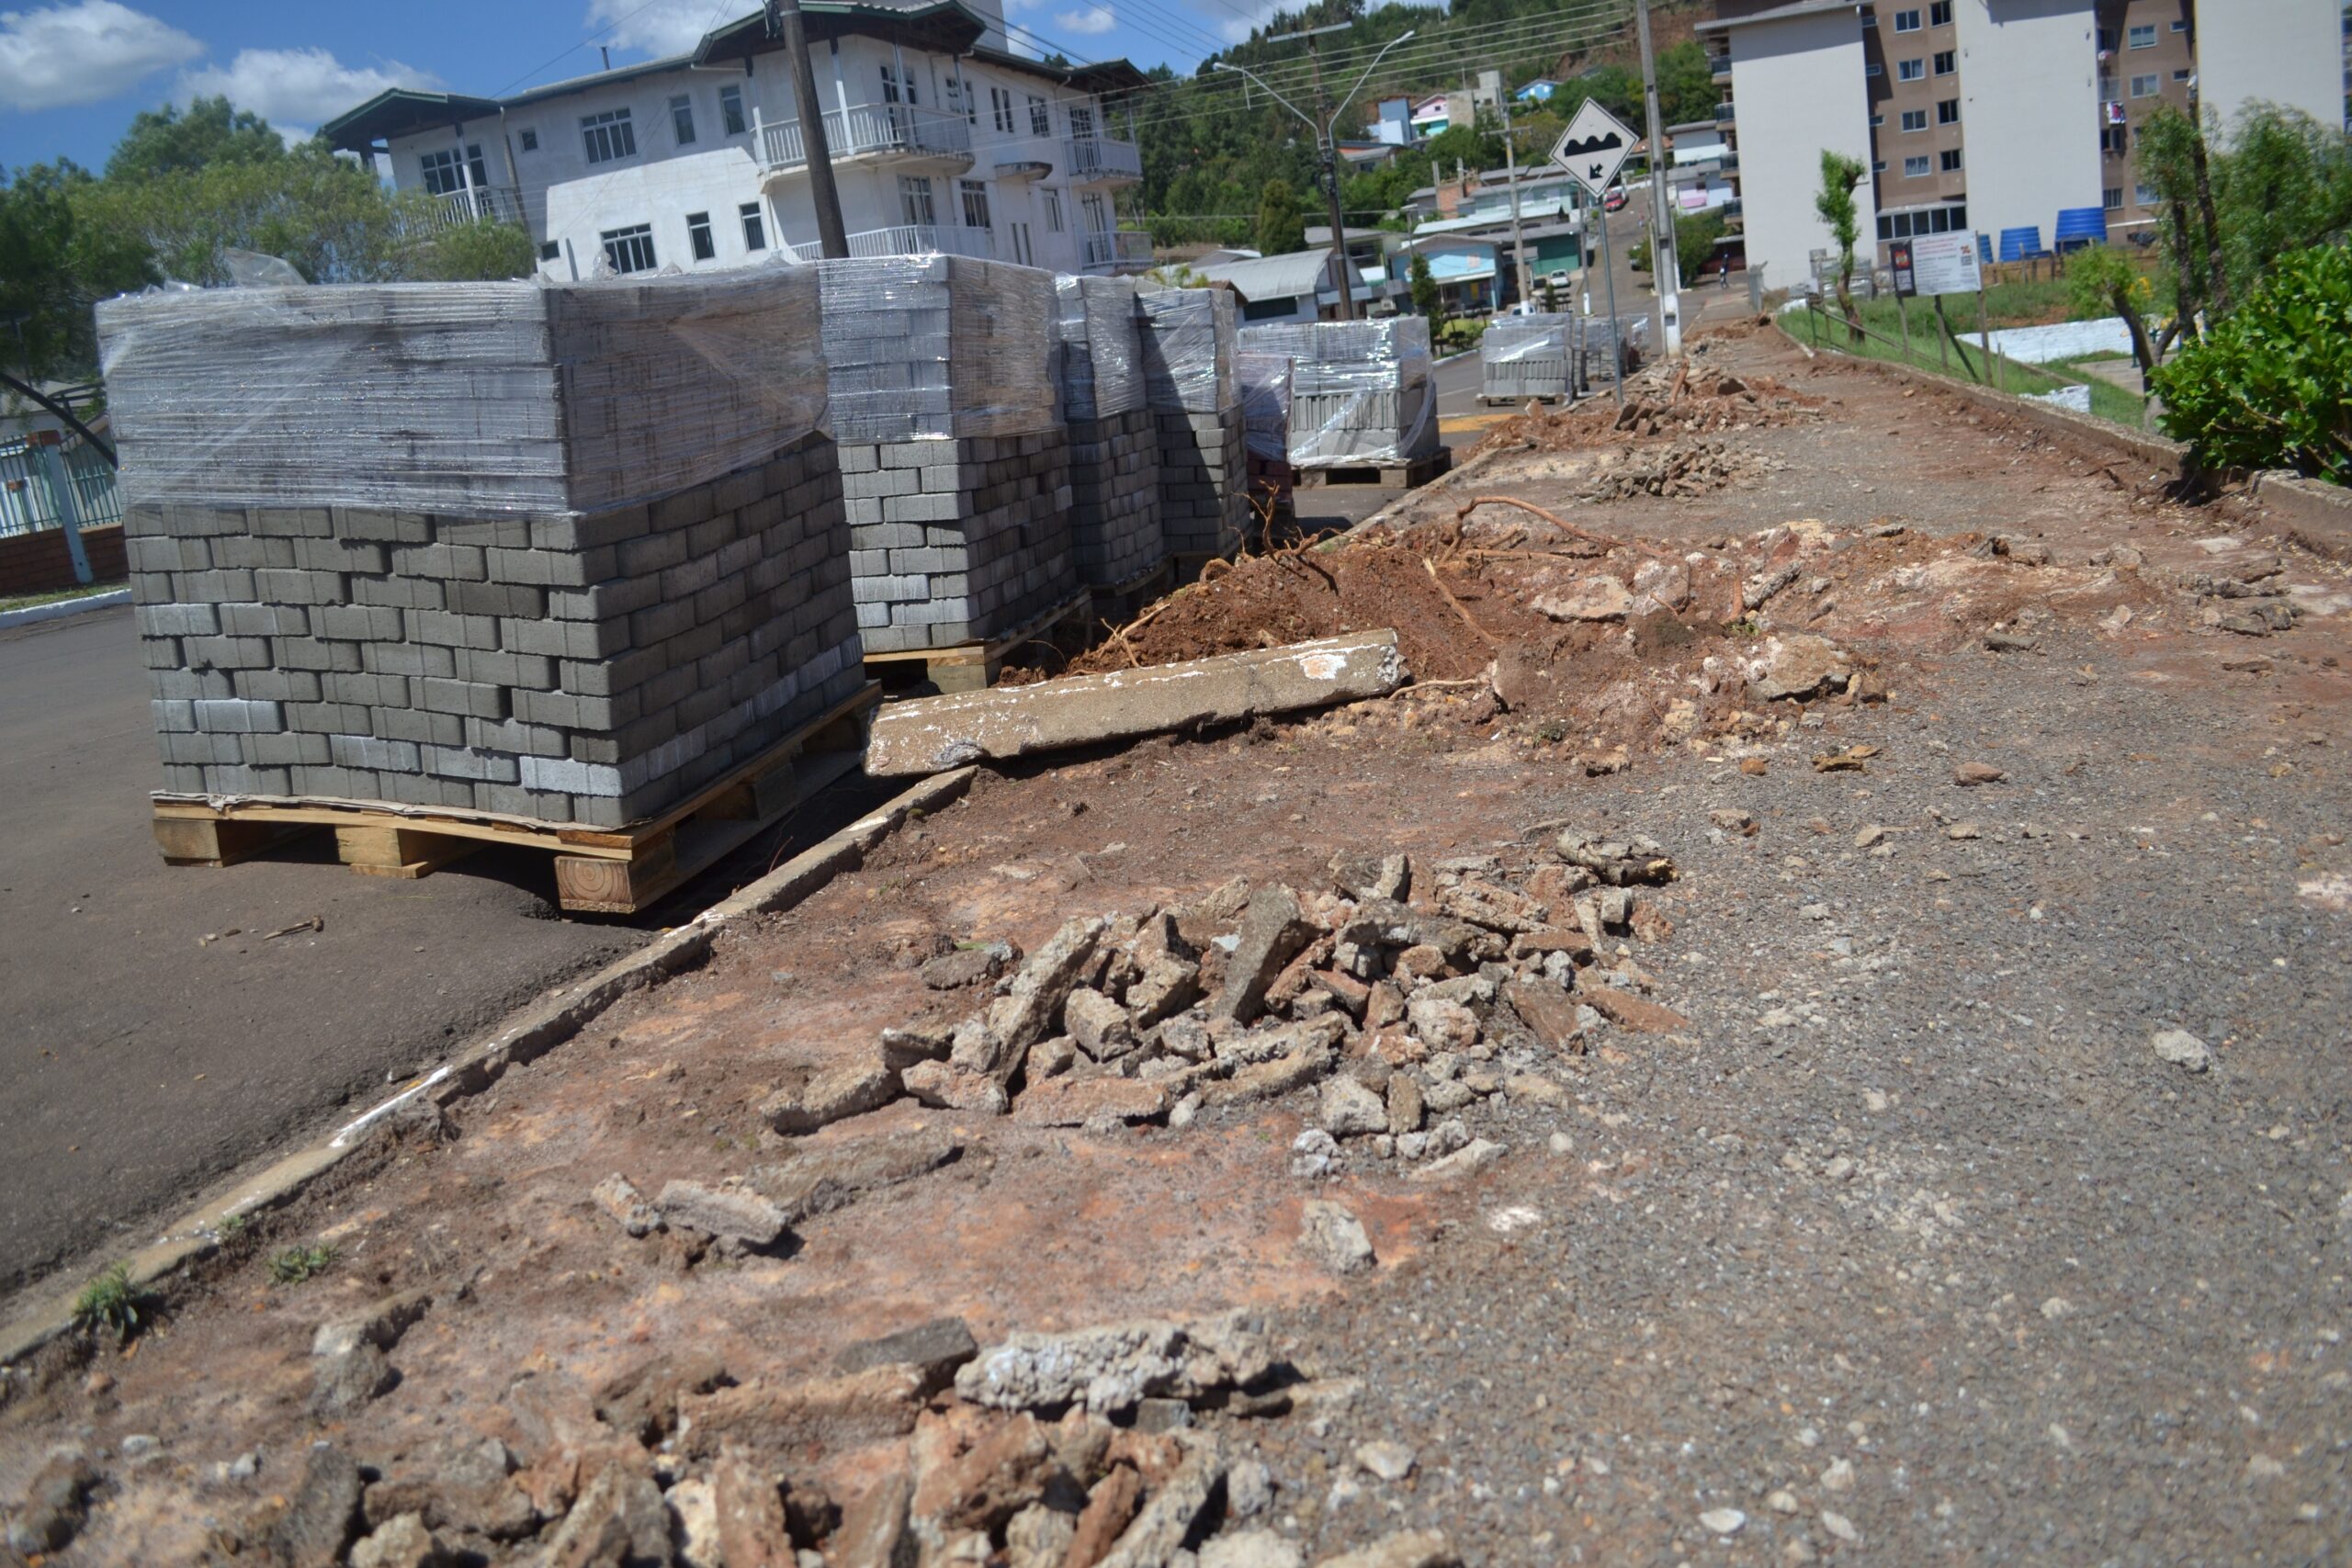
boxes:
[0,0,1269,172]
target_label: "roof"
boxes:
[325,0,1143,151]
[1306,225,1397,244]
[1695,0,1861,34]
[1194,248,1335,302]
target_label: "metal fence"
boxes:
[0,432,121,537]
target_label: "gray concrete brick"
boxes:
[370,706,465,747]
[421,745,521,784]
[193,697,283,734]
[414,677,508,719]
[330,733,419,773]
[230,670,322,704]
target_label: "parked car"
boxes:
[1603,187,1630,212]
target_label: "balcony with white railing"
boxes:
[761,104,974,177]
[1080,228,1155,273]
[429,185,533,231]
[787,223,997,262]
[1063,136,1142,186]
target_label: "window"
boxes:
[1893,8,1920,31]
[518,128,539,152]
[1933,49,1955,74]
[1939,147,1962,171]
[2100,124,2129,155]
[1929,1,1951,23]
[2169,17,2188,31]
[671,95,696,145]
[2134,181,2158,205]
[1043,187,1064,232]
[1009,220,1034,266]
[2130,73,2159,97]
[1897,57,1925,81]
[899,175,936,227]
[600,223,656,273]
[1904,154,1930,176]
[1870,111,1885,126]
[1937,97,1959,124]
[1900,107,1928,131]
[582,107,635,164]
[719,85,746,136]
[2096,28,2115,50]
[686,211,715,262]
[418,144,489,197]
[2128,23,2155,49]
[1028,95,1050,137]
[2102,187,2123,210]
[2172,68,2191,82]
[1862,6,1878,26]
[990,86,1015,134]
[1872,158,1888,173]
[1069,103,1095,141]
[944,74,967,120]
[959,178,991,232]
[538,241,560,261]
[880,63,916,107]
[740,202,766,251]
[1864,62,1883,77]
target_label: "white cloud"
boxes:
[176,46,440,127]
[1056,3,1116,35]
[0,0,201,111]
[584,0,738,62]
[1215,1,1291,45]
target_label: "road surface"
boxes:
[0,607,893,1302]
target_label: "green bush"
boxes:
[1436,317,1487,353]
[2152,243,2352,482]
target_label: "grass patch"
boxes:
[1784,301,2148,429]
[0,579,128,615]
[73,1263,149,1342]
[267,1244,337,1285]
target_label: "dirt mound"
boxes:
[1475,344,1825,454]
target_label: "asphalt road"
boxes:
[0,607,892,1303]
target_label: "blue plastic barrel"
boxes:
[2052,207,2108,252]
[1998,226,2044,262]
[1976,232,1992,265]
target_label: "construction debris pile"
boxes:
[1476,344,1824,454]
[1136,287,1248,560]
[1574,435,1788,501]
[97,268,865,828]
[820,256,1077,654]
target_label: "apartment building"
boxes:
[322,0,1151,282]
[1698,0,2346,288]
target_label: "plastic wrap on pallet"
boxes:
[1481,313,1574,400]
[1236,317,1437,468]
[96,265,831,516]
[1236,352,1294,464]
[1052,274,1144,422]
[819,254,1058,443]
[1136,286,1238,414]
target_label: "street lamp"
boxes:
[1213,28,1415,321]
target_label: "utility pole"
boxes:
[768,0,848,259]
[1215,27,1417,323]
[1635,0,1681,355]
[1498,89,1531,310]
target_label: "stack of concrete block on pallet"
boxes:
[1236,351,1295,511]
[1482,314,1574,401]
[1135,286,1246,558]
[1052,274,1163,589]
[820,255,1073,654]
[97,266,864,830]
[1237,317,1438,470]
[1581,314,1646,389]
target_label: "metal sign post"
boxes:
[1554,101,1641,412]
[1888,239,1916,364]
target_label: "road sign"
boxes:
[1909,231,1982,297]
[1552,99,1638,201]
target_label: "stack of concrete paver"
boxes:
[820,255,1073,654]
[97,267,863,830]
[1136,287,1245,559]
[1052,274,1163,590]
[1581,313,1648,389]
[1481,313,1574,401]
[1236,350,1295,516]
[1237,317,1438,471]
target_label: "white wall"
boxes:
[2194,0,2346,135]
[1953,0,2102,245]
[1726,7,1877,290]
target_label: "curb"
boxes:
[0,587,130,630]
[2247,468,2352,562]
[0,764,976,1368]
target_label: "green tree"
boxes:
[414,220,541,282]
[2151,243,2352,482]
[2065,243,2161,373]
[1255,177,1307,255]
[1674,207,1726,288]
[107,96,288,181]
[1409,251,1441,325]
[74,143,425,287]
[0,163,155,381]
[1654,40,1719,127]
[1814,148,1866,343]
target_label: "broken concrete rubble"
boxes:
[865,631,1409,776]
[953,1313,1276,1415]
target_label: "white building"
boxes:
[1952,0,2101,248]
[323,0,1153,280]
[2193,0,2346,134]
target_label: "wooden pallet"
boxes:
[861,592,1091,694]
[1086,558,1176,627]
[1294,447,1453,491]
[152,682,883,916]
[1477,392,1568,407]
